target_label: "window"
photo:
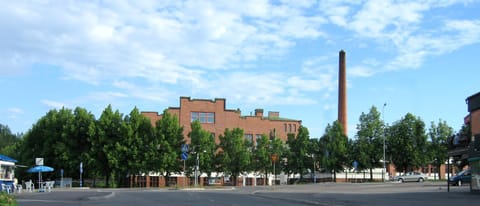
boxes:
[255,134,262,147]
[191,112,215,123]
[284,123,287,132]
[244,134,253,143]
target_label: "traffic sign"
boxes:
[181,144,189,153]
[353,161,358,170]
[35,158,44,166]
[181,152,188,160]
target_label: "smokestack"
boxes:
[338,50,347,136]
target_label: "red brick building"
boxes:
[141,96,302,144]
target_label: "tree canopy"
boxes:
[387,113,428,173]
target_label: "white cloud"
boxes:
[41,99,66,109]
[320,0,480,73]
[7,107,24,119]
[348,66,376,77]
[112,80,174,103]
[2,0,479,111]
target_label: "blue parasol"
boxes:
[27,165,54,173]
[27,165,54,188]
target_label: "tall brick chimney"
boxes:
[338,50,347,136]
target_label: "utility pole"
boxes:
[195,152,199,186]
[382,103,387,182]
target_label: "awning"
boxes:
[0,154,17,163]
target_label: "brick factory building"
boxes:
[141,96,302,144]
[136,97,301,187]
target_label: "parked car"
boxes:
[449,169,471,186]
[393,172,428,183]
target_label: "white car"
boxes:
[393,172,428,183]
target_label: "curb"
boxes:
[251,191,327,206]
[86,191,116,200]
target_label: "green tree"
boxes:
[252,134,271,182]
[271,135,286,184]
[0,124,20,156]
[387,113,428,173]
[307,138,320,181]
[286,126,312,181]
[119,107,155,186]
[217,128,250,186]
[20,108,76,180]
[91,105,125,187]
[154,110,185,185]
[319,121,348,182]
[188,120,216,179]
[427,120,453,180]
[354,106,384,181]
[62,107,96,182]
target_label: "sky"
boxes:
[1,0,480,139]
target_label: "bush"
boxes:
[0,192,17,206]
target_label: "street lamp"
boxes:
[194,149,206,187]
[382,103,387,182]
[312,154,316,184]
[195,152,199,186]
[271,154,278,189]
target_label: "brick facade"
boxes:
[142,97,302,143]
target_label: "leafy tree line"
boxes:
[1,104,460,186]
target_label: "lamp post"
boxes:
[312,154,316,184]
[382,103,387,182]
[271,154,278,189]
[194,149,206,187]
[195,152,199,186]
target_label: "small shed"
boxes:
[0,154,17,188]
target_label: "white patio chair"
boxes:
[15,184,22,193]
[25,180,34,192]
[45,181,54,192]
[1,183,12,194]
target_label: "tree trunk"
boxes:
[264,170,267,186]
[232,176,237,186]
[105,172,110,188]
[369,168,373,181]
[333,171,337,182]
[437,163,442,180]
[165,172,170,187]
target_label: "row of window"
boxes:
[244,134,269,145]
[284,123,296,133]
[191,112,215,123]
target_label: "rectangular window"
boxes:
[244,134,253,143]
[255,134,262,147]
[191,112,215,123]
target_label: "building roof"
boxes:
[0,154,17,163]
[466,91,480,112]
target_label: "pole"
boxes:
[312,154,316,184]
[382,103,387,182]
[447,157,450,192]
[183,160,186,187]
[195,152,199,186]
[273,160,276,190]
[80,162,83,188]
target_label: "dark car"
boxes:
[449,169,471,186]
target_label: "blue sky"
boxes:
[1,0,479,139]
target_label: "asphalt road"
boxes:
[15,183,480,206]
